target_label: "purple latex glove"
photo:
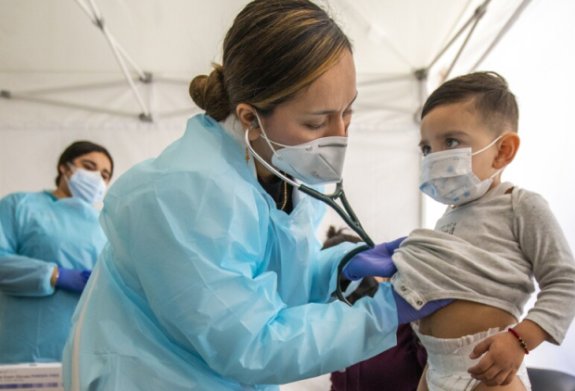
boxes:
[342,237,406,280]
[393,290,452,324]
[55,268,91,293]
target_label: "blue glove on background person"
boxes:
[54,267,92,293]
[393,290,452,324]
[342,237,406,280]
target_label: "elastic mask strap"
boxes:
[65,163,78,182]
[472,134,504,156]
[253,112,287,151]
[243,129,300,188]
[488,168,503,180]
[472,134,506,179]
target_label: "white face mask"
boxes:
[67,166,107,205]
[246,113,348,185]
[419,135,503,206]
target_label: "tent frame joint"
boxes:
[94,17,104,30]
[414,68,428,81]
[139,113,153,122]
[140,72,153,84]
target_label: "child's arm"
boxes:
[469,189,575,386]
[467,319,548,386]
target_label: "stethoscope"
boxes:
[298,182,375,306]
[245,130,374,306]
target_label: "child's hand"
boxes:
[467,331,525,386]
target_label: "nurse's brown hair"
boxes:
[190,0,352,121]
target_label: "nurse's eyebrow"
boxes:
[305,92,358,115]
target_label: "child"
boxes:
[390,72,575,390]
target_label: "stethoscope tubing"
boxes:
[245,130,374,305]
[298,182,374,306]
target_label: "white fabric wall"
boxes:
[0,127,184,195]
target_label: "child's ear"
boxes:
[493,132,520,169]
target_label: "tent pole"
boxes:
[13,80,128,96]
[85,0,150,82]
[3,93,140,119]
[426,0,491,71]
[98,25,152,120]
[471,0,533,71]
[443,1,489,80]
[72,0,153,121]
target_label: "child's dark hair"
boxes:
[421,71,519,134]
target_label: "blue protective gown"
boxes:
[63,114,399,390]
[0,191,106,363]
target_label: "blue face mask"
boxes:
[419,135,503,206]
[67,167,107,205]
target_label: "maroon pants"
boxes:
[330,324,427,391]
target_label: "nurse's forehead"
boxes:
[289,52,356,112]
[302,92,358,115]
[289,81,357,111]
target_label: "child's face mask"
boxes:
[419,135,503,206]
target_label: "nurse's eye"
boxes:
[305,122,326,130]
[420,145,431,156]
[446,138,460,149]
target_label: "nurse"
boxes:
[0,140,113,363]
[63,1,445,389]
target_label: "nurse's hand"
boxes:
[467,331,526,386]
[342,237,406,280]
[393,290,452,325]
[54,267,92,293]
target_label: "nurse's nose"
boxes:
[328,117,348,137]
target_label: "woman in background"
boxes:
[0,140,113,363]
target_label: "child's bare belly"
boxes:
[418,300,517,338]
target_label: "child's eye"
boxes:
[420,145,431,156]
[446,138,460,149]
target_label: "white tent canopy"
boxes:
[0,0,531,238]
[1,0,574,386]
[0,0,529,127]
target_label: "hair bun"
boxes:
[189,64,231,121]
[189,74,208,109]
